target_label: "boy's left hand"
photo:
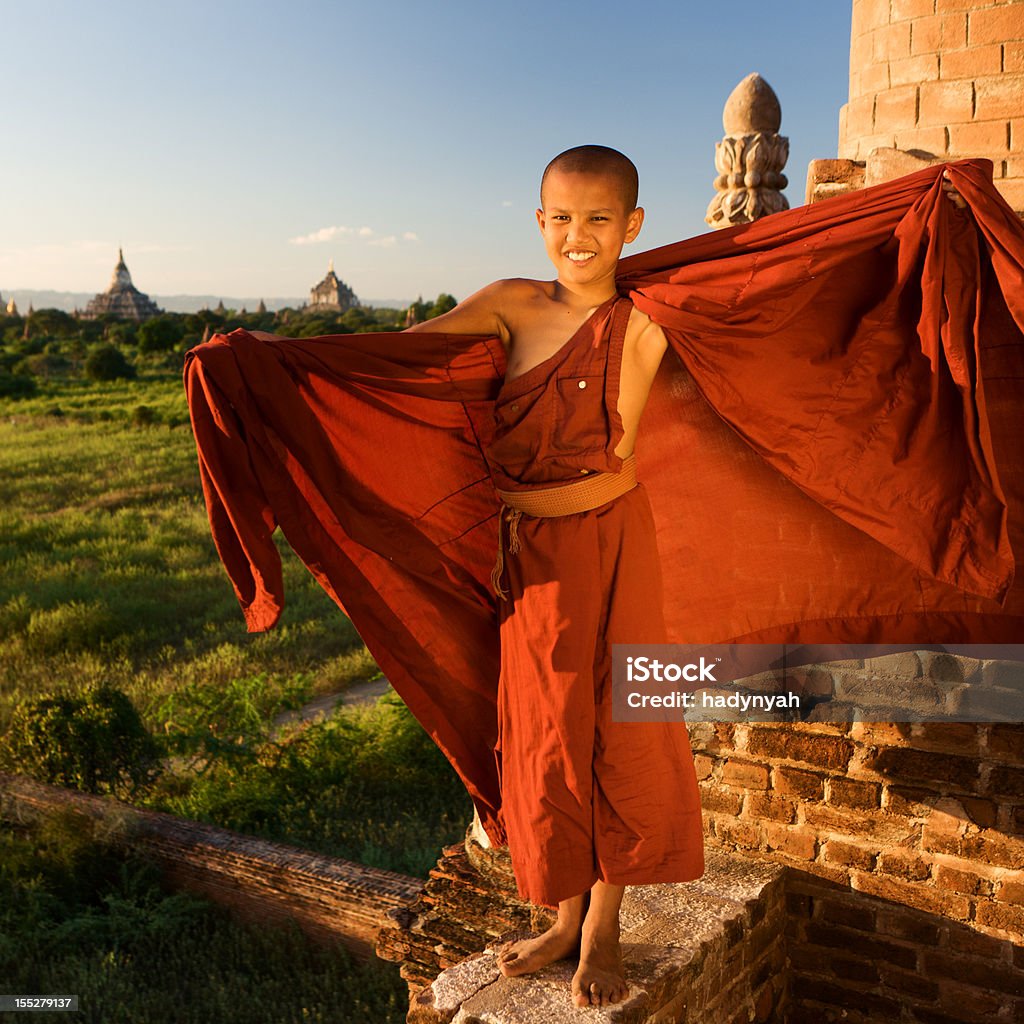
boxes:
[942,169,968,211]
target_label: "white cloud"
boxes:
[289,225,354,246]
[289,225,419,248]
[501,200,513,207]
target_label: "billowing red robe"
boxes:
[183,160,1024,846]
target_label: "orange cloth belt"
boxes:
[490,454,638,600]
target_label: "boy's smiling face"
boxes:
[536,168,644,292]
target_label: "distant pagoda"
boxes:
[82,248,162,321]
[308,259,357,312]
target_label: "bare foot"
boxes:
[497,921,581,977]
[571,919,629,1007]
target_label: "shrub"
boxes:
[0,684,164,799]
[85,344,136,381]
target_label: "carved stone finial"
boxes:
[706,73,790,229]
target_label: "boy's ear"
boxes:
[625,206,645,244]
[535,207,546,231]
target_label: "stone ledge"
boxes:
[406,848,787,1024]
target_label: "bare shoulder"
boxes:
[403,277,546,340]
[626,303,668,360]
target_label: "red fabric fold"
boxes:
[183,159,1024,838]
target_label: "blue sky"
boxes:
[2,0,852,303]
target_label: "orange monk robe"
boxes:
[183,160,1024,847]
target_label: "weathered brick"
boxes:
[995,177,1024,212]
[914,721,982,754]
[988,724,1024,764]
[949,118,1011,153]
[986,763,1024,799]
[934,863,991,895]
[772,765,824,800]
[895,125,949,154]
[829,954,880,983]
[793,974,904,1019]
[816,895,877,931]
[872,85,921,133]
[1007,41,1024,75]
[743,791,796,824]
[975,74,1024,121]
[700,785,743,815]
[969,5,1024,46]
[722,758,770,790]
[878,962,940,1001]
[879,849,932,881]
[805,920,918,969]
[941,42,1003,78]
[876,906,942,944]
[944,921,1014,958]
[924,949,1024,996]
[687,720,735,754]
[874,21,913,62]
[852,869,972,920]
[919,79,975,127]
[824,839,878,871]
[866,745,980,790]
[747,728,854,771]
[997,878,1024,904]
[935,0,981,9]
[960,829,1024,870]
[716,818,760,850]
[693,753,714,781]
[936,980,1017,1020]
[913,12,969,53]
[890,52,941,86]
[857,60,892,96]
[844,93,877,139]
[975,900,1024,938]
[827,776,882,810]
[893,0,937,20]
[764,823,818,861]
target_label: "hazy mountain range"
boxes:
[1,290,412,315]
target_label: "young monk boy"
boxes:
[402,145,706,1009]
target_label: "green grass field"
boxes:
[1,359,473,1020]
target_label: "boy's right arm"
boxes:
[404,279,514,346]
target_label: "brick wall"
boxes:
[691,652,1024,1021]
[840,0,1024,212]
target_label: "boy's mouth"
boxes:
[565,250,596,263]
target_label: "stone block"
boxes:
[919,80,975,127]
[763,823,818,861]
[933,863,992,895]
[700,784,744,816]
[936,0,988,11]
[985,763,1024,799]
[890,52,941,85]
[969,5,1024,46]
[923,948,1024,997]
[941,42,1003,78]
[873,21,913,62]
[743,791,796,824]
[851,869,973,921]
[873,85,922,132]
[844,93,877,139]
[949,118,1011,153]
[987,724,1024,763]
[826,776,882,810]
[857,59,892,95]
[878,849,932,882]
[912,13,969,54]
[722,758,770,790]
[865,745,979,791]
[895,125,950,155]
[823,839,878,871]
[975,73,1024,121]
[959,829,1024,870]
[996,176,1024,212]
[746,727,854,771]
[892,0,937,20]
[772,765,825,800]
[1007,41,1024,74]
[865,145,946,186]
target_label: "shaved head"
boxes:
[540,145,639,212]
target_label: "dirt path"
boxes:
[269,676,393,737]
